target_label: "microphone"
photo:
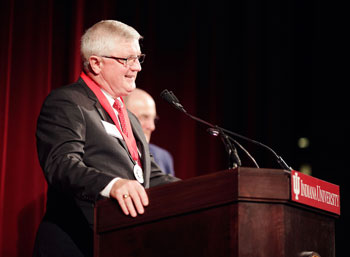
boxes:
[161,89,246,169]
[161,89,292,172]
[160,89,186,113]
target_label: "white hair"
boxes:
[81,20,142,70]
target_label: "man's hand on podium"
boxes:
[110,178,149,217]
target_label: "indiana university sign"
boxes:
[291,170,340,215]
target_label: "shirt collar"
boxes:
[101,89,123,108]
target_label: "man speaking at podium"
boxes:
[33,20,179,257]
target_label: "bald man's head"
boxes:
[124,88,157,142]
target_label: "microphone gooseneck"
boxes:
[161,89,292,172]
[160,89,241,169]
[219,127,292,171]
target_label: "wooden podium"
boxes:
[94,168,339,257]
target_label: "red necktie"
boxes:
[113,100,128,136]
[113,98,142,168]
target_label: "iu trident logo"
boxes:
[292,172,300,200]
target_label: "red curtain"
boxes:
[0,1,96,256]
[0,1,52,256]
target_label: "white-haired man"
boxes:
[33,20,179,257]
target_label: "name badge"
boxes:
[101,120,123,139]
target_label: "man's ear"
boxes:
[89,56,102,74]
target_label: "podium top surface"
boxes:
[94,167,337,233]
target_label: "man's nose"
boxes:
[130,59,142,71]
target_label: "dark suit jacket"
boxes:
[34,77,179,256]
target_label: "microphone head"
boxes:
[160,89,186,112]
[160,89,174,104]
[169,91,180,104]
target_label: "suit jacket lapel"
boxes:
[79,78,129,151]
[79,78,109,121]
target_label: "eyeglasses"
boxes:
[102,54,146,66]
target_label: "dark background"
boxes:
[0,0,348,256]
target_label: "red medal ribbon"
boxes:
[80,72,141,166]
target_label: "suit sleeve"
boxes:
[36,90,114,202]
